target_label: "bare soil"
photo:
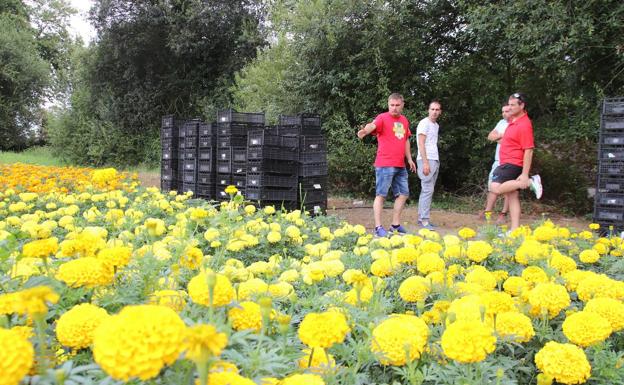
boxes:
[138,173,590,234]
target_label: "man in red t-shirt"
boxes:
[490,92,543,231]
[357,93,417,237]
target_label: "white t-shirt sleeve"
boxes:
[416,119,428,136]
[494,119,508,135]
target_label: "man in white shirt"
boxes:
[480,104,511,224]
[416,100,442,229]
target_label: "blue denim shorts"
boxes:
[375,167,409,197]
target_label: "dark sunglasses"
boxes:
[511,92,526,103]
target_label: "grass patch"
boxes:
[0,146,65,166]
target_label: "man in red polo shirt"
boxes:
[489,92,543,231]
[357,93,417,237]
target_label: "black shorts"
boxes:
[491,164,522,184]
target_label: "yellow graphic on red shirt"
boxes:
[393,122,406,139]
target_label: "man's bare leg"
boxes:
[507,190,521,230]
[392,194,408,225]
[373,195,385,228]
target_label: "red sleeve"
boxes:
[520,123,534,150]
[372,114,384,134]
[405,118,411,137]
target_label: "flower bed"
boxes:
[0,165,623,385]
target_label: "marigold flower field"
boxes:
[1,163,623,385]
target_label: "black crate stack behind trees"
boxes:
[594,97,624,233]
[196,122,216,199]
[180,119,201,194]
[279,114,328,214]
[215,109,265,200]
[161,115,180,192]
[246,129,299,209]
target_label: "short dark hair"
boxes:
[509,92,527,106]
[429,99,442,109]
[388,93,404,102]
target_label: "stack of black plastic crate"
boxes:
[594,97,624,233]
[246,128,300,209]
[180,119,201,194]
[215,110,265,200]
[279,114,328,214]
[195,122,216,199]
[161,115,180,192]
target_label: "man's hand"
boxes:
[357,128,367,139]
[407,159,416,173]
[422,161,430,176]
[516,174,530,188]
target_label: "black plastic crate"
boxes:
[199,136,216,148]
[300,200,327,216]
[247,146,299,162]
[197,172,214,185]
[599,160,624,175]
[601,132,624,145]
[217,148,231,162]
[247,173,298,188]
[161,137,177,149]
[217,109,265,125]
[232,147,247,162]
[185,136,198,148]
[183,159,197,172]
[217,160,231,174]
[246,186,297,202]
[181,183,197,194]
[299,136,327,152]
[217,122,250,137]
[233,175,246,189]
[595,193,624,207]
[594,206,624,221]
[248,130,299,148]
[198,160,213,173]
[162,149,176,161]
[195,184,215,199]
[216,186,245,200]
[161,159,177,173]
[300,152,327,163]
[199,123,213,137]
[248,159,298,175]
[217,135,247,148]
[602,116,624,130]
[299,188,327,204]
[298,175,328,189]
[600,147,624,160]
[182,172,196,183]
[278,113,321,128]
[161,180,176,192]
[199,148,214,162]
[184,120,200,137]
[597,178,624,192]
[603,98,624,115]
[183,150,197,160]
[299,162,328,177]
[161,127,178,141]
[232,161,246,175]
[161,169,175,182]
[216,173,231,186]
[162,115,177,128]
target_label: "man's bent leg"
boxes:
[507,190,521,230]
[374,195,385,228]
[484,191,498,213]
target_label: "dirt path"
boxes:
[139,173,590,234]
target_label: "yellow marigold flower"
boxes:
[443,244,461,259]
[56,303,109,349]
[266,231,281,243]
[268,282,294,299]
[479,291,515,317]
[18,192,38,202]
[579,249,600,263]
[279,269,299,283]
[537,373,554,385]
[10,326,34,340]
[298,311,350,348]
[549,251,577,274]
[97,246,132,268]
[562,269,594,292]
[584,297,624,331]
[144,218,166,237]
[280,373,325,385]
[589,223,600,230]
[562,310,612,347]
[447,294,486,324]
[418,239,443,254]
[92,305,187,381]
[298,347,336,373]
[238,278,268,301]
[244,205,256,215]
[371,256,396,277]
[0,327,34,385]
[465,266,497,291]
[441,320,496,363]
[185,324,228,362]
[0,286,59,316]
[228,301,263,331]
[576,273,623,302]
[578,230,593,240]
[417,252,445,275]
[521,266,549,284]
[392,247,417,264]
[398,276,430,302]
[495,311,535,343]
[224,185,238,195]
[465,240,493,263]
[180,246,203,269]
[56,257,114,288]
[533,225,558,242]
[528,282,570,318]
[458,227,477,239]
[10,257,41,279]
[188,272,235,307]
[534,341,591,385]
[515,239,548,265]
[370,314,429,366]
[263,205,276,215]
[321,259,345,277]
[204,228,220,242]
[206,371,255,385]
[22,237,58,258]
[148,290,187,312]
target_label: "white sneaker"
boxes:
[530,174,543,199]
